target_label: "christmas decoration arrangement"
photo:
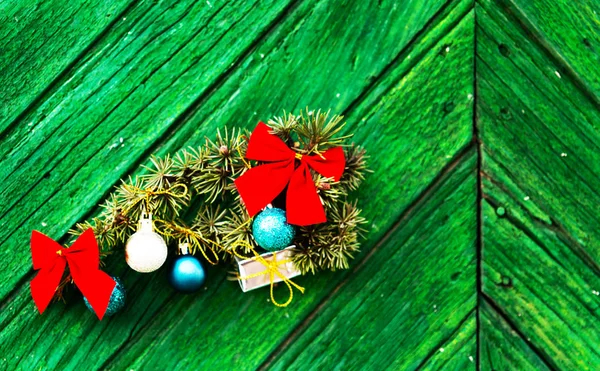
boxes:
[29,109,369,317]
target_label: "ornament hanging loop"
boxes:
[178,242,190,255]
[139,212,154,232]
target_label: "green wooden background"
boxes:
[1,0,599,369]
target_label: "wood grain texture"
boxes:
[480,300,550,370]
[491,0,600,98]
[263,10,476,370]
[105,2,475,370]
[0,0,471,370]
[103,6,475,370]
[481,189,600,369]
[478,0,600,368]
[267,151,477,370]
[418,313,477,370]
[2,0,600,368]
[0,0,133,133]
[0,0,297,301]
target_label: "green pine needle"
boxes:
[295,109,352,155]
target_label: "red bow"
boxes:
[30,229,116,320]
[235,122,345,226]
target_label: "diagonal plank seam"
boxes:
[482,294,559,370]
[0,0,139,141]
[482,171,600,277]
[258,144,477,370]
[415,308,476,370]
[0,0,237,230]
[477,94,600,275]
[94,290,179,370]
[478,0,600,108]
[10,295,72,370]
[475,26,600,155]
[482,195,600,326]
[0,0,208,191]
[0,0,304,308]
[480,74,594,238]
[0,267,32,313]
[473,0,483,368]
[476,48,600,166]
[99,276,231,369]
[343,0,469,115]
[483,196,569,273]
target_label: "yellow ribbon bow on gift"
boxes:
[230,241,305,307]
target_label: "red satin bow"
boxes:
[30,229,116,320]
[235,122,345,226]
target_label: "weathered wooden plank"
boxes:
[0,0,299,300]
[481,186,600,368]
[101,8,476,370]
[160,1,475,244]
[0,0,466,369]
[266,151,477,371]
[0,0,133,133]
[480,300,550,370]
[477,2,600,259]
[104,3,476,370]
[418,313,476,370]
[478,1,600,367]
[486,0,600,99]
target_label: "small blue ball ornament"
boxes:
[252,207,295,251]
[84,276,126,317]
[169,253,206,293]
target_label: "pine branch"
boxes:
[192,204,227,243]
[205,127,246,174]
[268,111,299,143]
[295,109,352,154]
[173,146,208,183]
[220,210,256,255]
[315,174,346,211]
[194,128,247,202]
[341,144,370,191]
[141,155,177,189]
[292,201,367,273]
[64,109,369,301]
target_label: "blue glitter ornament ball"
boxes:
[169,254,206,293]
[84,276,126,317]
[252,207,295,251]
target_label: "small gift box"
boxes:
[235,246,301,292]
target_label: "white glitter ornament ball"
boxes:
[125,214,168,273]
